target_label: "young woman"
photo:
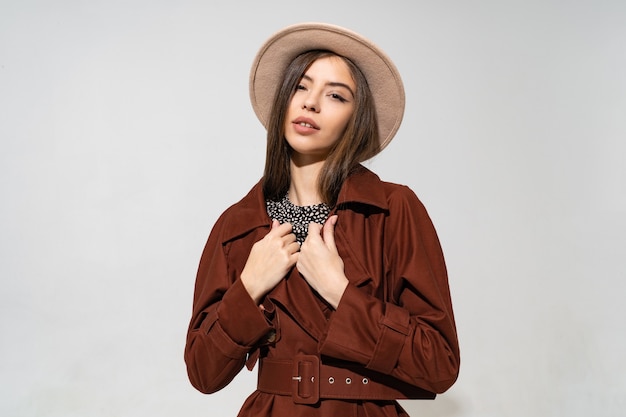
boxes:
[185,23,460,416]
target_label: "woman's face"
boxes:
[284,56,356,163]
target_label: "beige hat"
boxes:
[249,22,405,152]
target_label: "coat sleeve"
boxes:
[318,185,460,394]
[184,213,273,394]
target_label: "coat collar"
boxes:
[220,165,388,243]
[335,165,389,209]
[219,181,269,244]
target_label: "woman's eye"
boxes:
[296,84,306,91]
[330,93,347,102]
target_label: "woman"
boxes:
[185,23,460,416]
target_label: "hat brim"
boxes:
[249,22,405,153]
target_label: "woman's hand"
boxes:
[241,220,300,304]
[297,215,349,309]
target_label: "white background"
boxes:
[1,1,624,416]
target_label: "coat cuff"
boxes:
[217,278,273,347]
[367,302,411,373]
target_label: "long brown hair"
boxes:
[262,50,379,207]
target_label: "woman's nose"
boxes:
[302,94,319,112]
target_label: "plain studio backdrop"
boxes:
[1,1,624,416]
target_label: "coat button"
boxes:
[266,330,276,343]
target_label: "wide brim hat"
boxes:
[249,22,405,153]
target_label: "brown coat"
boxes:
[185,166,460,416]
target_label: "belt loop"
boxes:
[291,354,320,404]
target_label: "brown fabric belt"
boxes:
[257,355,435,404]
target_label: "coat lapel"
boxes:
[267,217,380,342]
[226,166,390,342]
[267,269,329,341]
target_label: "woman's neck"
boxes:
[288,158,324,206]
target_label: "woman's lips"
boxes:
[292,117,319,135]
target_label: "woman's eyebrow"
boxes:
[301,74,355,98]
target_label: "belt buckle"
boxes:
[291,354,320,404]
